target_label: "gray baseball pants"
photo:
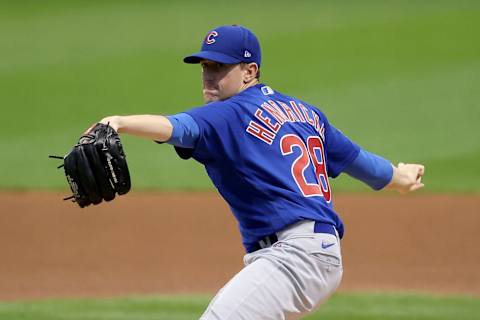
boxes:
[200,220,343,320]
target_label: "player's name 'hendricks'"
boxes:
[246,100,325,145]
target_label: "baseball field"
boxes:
[1,0,479,319]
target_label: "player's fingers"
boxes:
[415,165,425,183]
[409,182,424,192]
[418,165,425,176]
[417,171,424,181]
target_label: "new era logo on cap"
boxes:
[244,50,252,58]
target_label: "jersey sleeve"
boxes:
[343,148,393,190]
[166,113,200,148]
[183,101,237,164]
[324,118,361,178]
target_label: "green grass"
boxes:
[0,0,479,191]
[0,292,479,320]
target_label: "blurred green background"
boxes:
[1,0,479,192]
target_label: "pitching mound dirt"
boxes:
[0,191,478,300]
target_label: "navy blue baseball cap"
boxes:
[183,25,261,66]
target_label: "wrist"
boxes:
[385,164,407,192]
[384,164,397,190]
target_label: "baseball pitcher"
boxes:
[69,25,425,319]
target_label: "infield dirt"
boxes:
[0,192,478,300]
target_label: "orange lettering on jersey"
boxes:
[246,120,276,145]
[299,103,314,125]
[261,101,287,124]
[254,109,280,133]
[313,113,320,133]
[289,101,306,122]
[319,123,325,141]
[278,101,300,122]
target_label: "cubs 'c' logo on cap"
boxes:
[205,31,218,45]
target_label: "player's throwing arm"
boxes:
[51,25,425,320]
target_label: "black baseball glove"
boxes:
[51,123,131,208]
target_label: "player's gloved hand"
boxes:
[52,122,131,208]
[386,162,425,194]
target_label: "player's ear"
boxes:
[243,63,258,83]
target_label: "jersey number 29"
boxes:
[280,134,331,202]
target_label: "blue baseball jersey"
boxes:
[181,83,360,252]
